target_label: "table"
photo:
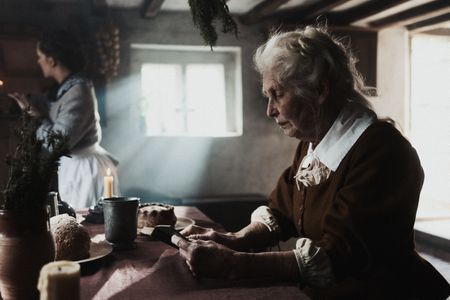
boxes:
[80,206,310,300]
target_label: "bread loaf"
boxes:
[50,214,90,261]
[138,203,177,228]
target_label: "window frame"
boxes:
[130,43,243,137]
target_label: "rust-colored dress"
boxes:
[269,121,450,299]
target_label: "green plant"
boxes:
[188,0,238,49]
[1,113,70,212]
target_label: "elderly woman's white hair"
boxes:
[253,25,374,110]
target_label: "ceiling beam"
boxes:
[239,0,290,25]
[328,0,410,25]
[141,0,165,18]
[406,12,450,32]
[368,0,450,29]
[268,0,351,25]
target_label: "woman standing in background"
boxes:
[9,30,119,209]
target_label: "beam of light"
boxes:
[92,249,178,300]
[101,73,214,201]
[116,136,213,200]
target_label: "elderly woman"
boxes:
[174,25,450,299]
[8,30,119,209]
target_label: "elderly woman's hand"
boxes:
[172,236,237,279]
[171,234,301,282]
[180,224,246,251]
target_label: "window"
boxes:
[131,44,242,137]
[409,33,450,212]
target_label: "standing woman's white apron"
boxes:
[58,144,119,209]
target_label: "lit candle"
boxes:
[0,80,4,93]
[37,260,80,300]
[104,167,114,198]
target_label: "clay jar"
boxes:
[0,208,55,300]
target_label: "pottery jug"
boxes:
[0,208,55,300]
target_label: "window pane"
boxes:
[186,64,226,135]
[141,64,183,135]
[132,44,243,137]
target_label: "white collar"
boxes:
[305,101,376,172]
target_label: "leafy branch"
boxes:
[1,113,70,211]
[188,0,238,49]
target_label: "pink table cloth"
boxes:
[79,206,310,300]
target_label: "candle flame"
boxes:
[106,168,111,176]
[0,80,3,86]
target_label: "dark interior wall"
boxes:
[331,27,378,88]
[0,2,299,202]
[0,1,94,93]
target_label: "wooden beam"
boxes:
[269,0,351,24]
[368,0,450,29]
[239,0,290,25]
[406,12,450,32]
[328,0,410,25]
[141,0,165,18]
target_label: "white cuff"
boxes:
[250,205,280,234]
[293,238,335,287]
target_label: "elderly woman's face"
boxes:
[263,74,317,141]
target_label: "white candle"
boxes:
[37,260,80,300]
[104,168,114,198]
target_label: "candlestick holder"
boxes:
[85,197,105,224]
[48,191,76,218]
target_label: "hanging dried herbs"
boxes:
[95,19,120,79]
[1,113,70,212]
[188,0,238,49]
